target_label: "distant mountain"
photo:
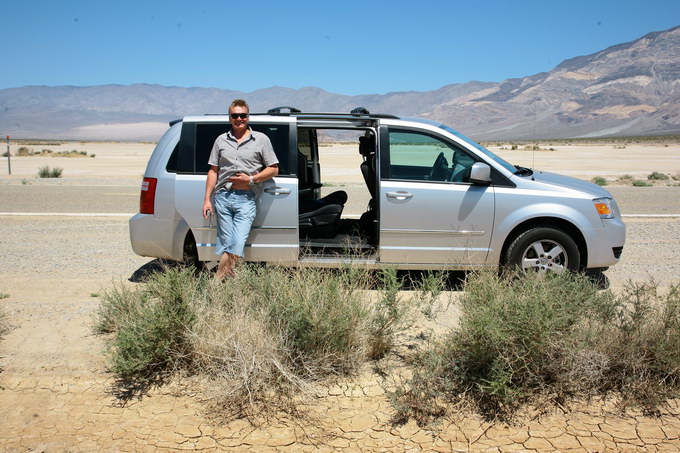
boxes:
[1,25,679,140]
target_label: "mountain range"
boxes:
[1,25,679,141]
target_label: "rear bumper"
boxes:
[129,213,179,260]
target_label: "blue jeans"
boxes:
[213,189,257,257]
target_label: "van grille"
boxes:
[612,246,623,259]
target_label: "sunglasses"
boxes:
[230,113,249,119]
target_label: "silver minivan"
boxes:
[129,108,625,273]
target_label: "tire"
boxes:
[182,233,204,271]
[505,227,580,273]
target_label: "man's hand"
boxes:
[202,200,213,220]
[228,172,251,190]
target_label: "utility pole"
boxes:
[5,136,10,175]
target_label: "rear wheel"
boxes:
[505,227,580,273]
[182,233,204,270]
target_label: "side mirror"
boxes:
[469,162,491,185]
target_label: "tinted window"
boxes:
[387,129,477,183]
[166,142,179,173]
[177,122,291,175]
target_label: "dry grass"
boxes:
[95,264,439,418]
[392,272,680,424]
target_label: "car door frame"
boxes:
[175,115,299,265]
[377,124,496,268]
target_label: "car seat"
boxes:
[297,150,348,213]
[297,150,347,239]
[358,135,378,242]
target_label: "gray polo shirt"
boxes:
[208,128,279,194]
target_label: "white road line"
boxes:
[622,214,680,218]
[0,212,134,217]
[1,212,679,218]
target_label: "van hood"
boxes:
[523,170,613,198]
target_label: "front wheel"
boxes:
[505,227,580,273]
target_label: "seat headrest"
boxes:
[359,136,375,156]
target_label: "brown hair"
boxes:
[229,99,249,112]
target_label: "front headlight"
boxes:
[593,197,615,219]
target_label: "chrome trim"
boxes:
[381,246,488,252]
[195,226,297,231]
[381,228,485,236]
[197,243,296,249]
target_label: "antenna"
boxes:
[532,100,537,171]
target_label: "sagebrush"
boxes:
[96,265,440,416]
[393,271,680,423]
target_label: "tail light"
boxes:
[139,177,157,214]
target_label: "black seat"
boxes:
[299,203,344,239]
[358,135,377,242]
[297,150,347,239]
[297,150,348,213]
[359,136,377,200]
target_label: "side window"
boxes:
[166,142,179,173]
[387,129,476,183]
[178,122,292,175]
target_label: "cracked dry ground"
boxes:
[1,216,680,451]
[2,280,679,452]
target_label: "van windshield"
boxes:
[404,118,516,173]
[438,124,516,173]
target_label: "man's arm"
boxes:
[203,165,218,219]
[229,164,279,189]
[252,164,279,183]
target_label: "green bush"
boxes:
[393,272,680,422]
[16,146,30,156]
[632,179,653,187]
[104,268,198,381]
[0,293,10,337]
[591,176,608,186]
[648,171,669,181]
[96,264,432,414]
[37,165,63,178]
[618,174,634,181]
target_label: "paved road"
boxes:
[1,182,678,215]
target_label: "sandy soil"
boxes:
[1,141,679,451]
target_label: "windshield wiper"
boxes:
[513,165,534,177]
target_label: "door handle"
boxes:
[386,191,413,200]
[264,187,292,195]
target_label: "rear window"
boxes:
[175,122,291,175]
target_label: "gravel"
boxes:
[0,183,678,290]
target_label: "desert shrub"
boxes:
[648,171,669,180]
[618,174,634,181]
[37,165,63,178]
[511,144,518,150]
[96,264,426,414]
[16,146,30,156]
[393,272,680,423]
[632,179,653,187]
[0,293,9,337]
[104,267,199,381]
[591,176,608,186]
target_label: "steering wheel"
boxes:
[428,152,448,181]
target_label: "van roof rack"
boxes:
[267,106,302,114]
[257,106,400,120]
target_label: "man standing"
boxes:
[202,99,279,279]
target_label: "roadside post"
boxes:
[5,135,10,175]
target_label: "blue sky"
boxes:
[2,0,679,95]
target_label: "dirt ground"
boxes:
[1,141,679,451]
